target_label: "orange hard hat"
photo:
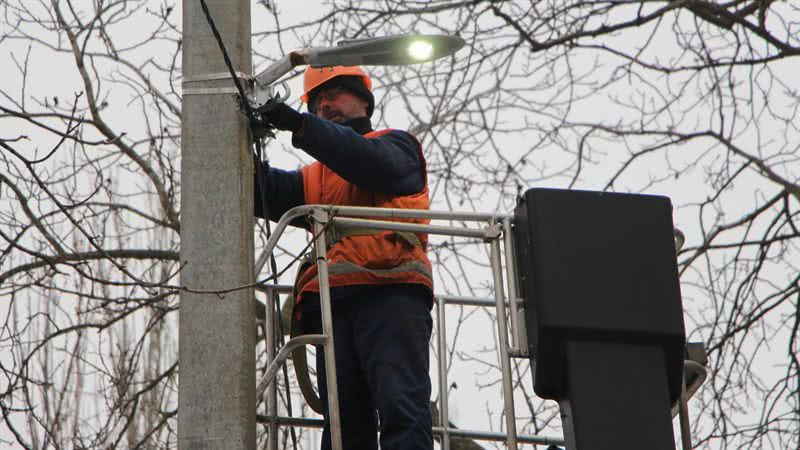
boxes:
[300,65,372,104]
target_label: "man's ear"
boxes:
[357,97,369,116]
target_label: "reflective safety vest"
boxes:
[295,129,433,301]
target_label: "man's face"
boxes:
[311,86,368,123]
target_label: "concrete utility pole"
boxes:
[179,0,255,449]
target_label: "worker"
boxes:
[254,65,434,450]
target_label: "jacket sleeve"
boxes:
[253,161,305,223]
[291,114,425,195]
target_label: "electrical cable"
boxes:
[197,0,253,117]
[200,0,283,139]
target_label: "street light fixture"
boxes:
[252,34,465,101]
[311,34,465,67]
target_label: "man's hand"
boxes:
[250,117,275,139]
[262,102,303,133]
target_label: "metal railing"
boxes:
[254,205,705,450]
[254,205,562,450]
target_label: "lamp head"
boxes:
[308,34,466,67]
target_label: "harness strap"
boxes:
[326,225,424,249]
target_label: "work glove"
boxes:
[262,101,303,133]
[250,117,275,139]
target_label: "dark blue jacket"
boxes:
[254,114,424,222]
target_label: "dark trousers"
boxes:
[300,284,433,450]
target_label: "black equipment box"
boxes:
[513,188,686,403]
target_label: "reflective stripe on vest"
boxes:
[297,260,433,294]
[329,259,431,278]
